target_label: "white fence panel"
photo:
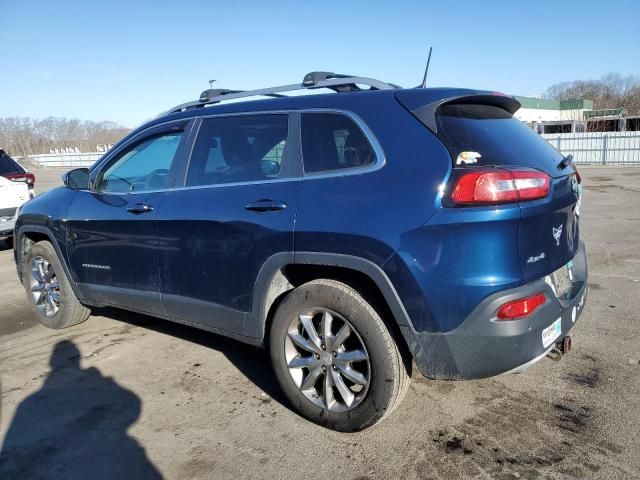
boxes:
[541,132,640,165]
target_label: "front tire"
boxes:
[22,240,90,329]
[269,279,409,431]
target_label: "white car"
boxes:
[1,150,34,243]
[0,176,30,240]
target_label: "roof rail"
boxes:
[302,71,352,87]
[199,89,242,102]
[164,71,398,115]
[199,89,287,103]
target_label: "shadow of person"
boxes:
[0,340,162,480]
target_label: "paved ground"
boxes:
[31,168,67,194]
[0,167,639,479]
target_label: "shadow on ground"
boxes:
[0,340,163,480]
[97,307,291,410]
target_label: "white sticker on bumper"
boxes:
[542,318,562,348]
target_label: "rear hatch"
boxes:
[396,90,581,283]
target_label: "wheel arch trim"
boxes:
[250,252,414,341]
[15,225,85,301]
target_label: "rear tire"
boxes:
[269,279,409,431]
[22,240,90,329]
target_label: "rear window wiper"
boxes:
[557,154,574,171]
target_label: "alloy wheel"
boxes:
[284,307,370,412]
[29,256,60,318]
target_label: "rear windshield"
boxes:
[0,153,24,175]
[433,104,563,173]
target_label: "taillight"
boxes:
[511,171,549,200]
[3,172,35,187]
[496,293,546,320]
[451,170,549,205]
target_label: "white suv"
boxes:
[0,150,34,243]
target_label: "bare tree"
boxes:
[0,117,131,157]
[545,73,640,115]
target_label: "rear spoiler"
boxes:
[395,89,521,134]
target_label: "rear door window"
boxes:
[301,113,376,174]
[186,115,289,187]
[433,103,564,176]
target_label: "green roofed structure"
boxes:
[512,95,637,133]
[513,96,594,123]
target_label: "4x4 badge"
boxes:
[553,225,563,246]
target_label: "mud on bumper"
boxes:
[402,241,588,380]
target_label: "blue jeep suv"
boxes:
[14,72,587,431]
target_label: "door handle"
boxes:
[244,200,287,212]
[127,203,154,214]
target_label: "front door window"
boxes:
[96,133,184,193]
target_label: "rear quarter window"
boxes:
[434,103,563,172]
[301,113,376,174]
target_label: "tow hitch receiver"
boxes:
[548,335,572,361]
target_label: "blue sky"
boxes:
[1,0,638,127]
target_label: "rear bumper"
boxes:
[403,241,588,380]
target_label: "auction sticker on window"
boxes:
[542,318,562,348]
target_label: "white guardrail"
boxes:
[18,152,104,168]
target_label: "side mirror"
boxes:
[62,168,90,189]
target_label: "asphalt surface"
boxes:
[0,167,639,479]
